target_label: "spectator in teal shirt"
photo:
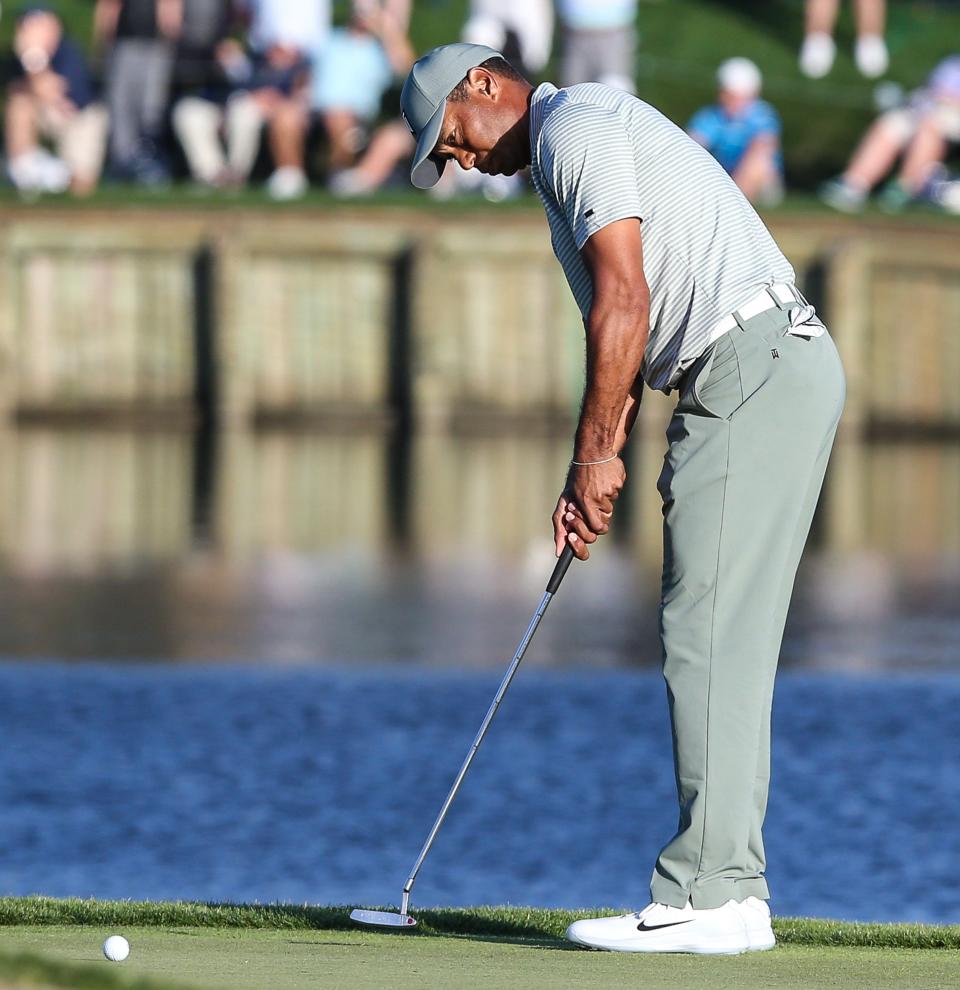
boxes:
[312,0,414,175]
[687,58,784,206]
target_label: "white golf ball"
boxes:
[102,935,130,962]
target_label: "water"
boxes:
[0,427,959,924]
[0,662,957,924]
[0,427,956,670]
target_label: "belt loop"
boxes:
[732,308,747,332]
[766,286,788,311]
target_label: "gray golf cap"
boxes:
[401,43,502,189]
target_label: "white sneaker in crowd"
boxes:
[855,35,889,78]
[819,176,868,213]
[799,32,837,78]
[8,149,71,194]
[931,177,960,214]
[566,898,771,955]
[328,168,375,198]
[266,166,308,201]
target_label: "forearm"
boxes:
[575,303,649,461]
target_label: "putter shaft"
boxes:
[400,546,575,919]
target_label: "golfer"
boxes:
[400,44,845,954]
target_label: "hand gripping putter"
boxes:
[351,545,576,929]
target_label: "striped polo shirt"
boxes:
[528,82,796,392]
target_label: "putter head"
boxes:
[350,909,417,929]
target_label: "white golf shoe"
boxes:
[734,896,777,951]
[566,898,773,955]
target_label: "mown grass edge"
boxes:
[1,897,958,950]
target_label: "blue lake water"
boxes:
[1,662,957,925]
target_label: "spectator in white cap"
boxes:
[687,57,783,206]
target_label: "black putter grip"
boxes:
[546,544,576,595]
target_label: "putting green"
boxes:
[3,924,960,990]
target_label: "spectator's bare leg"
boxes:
[5,86,39,160]
[59,103,109,196]
[173,97,227,185]
[268,97,308,172]
[330,120,414,195]
[323,109,364,171]
[225,92,266,181]
[843,112,910,192]
[854,0,885,35]
[898,114,947,194]
[805,0,839,35]
[732,138,782,205]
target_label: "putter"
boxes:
[351,544,576,930]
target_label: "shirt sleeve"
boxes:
[538,102,645,251]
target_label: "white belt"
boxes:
[709,282,807,340]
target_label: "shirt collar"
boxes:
[529,81,559,159]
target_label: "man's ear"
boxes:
[467,66,498,100]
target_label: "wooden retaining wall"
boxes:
[0,205,957,435]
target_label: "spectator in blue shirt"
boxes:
[687,57,783,206]
[311,1,412,175]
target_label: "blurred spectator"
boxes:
[95,0,182,184]
[311,0,414,176]
[556,0,637,93]
[799,0,888,79]
[170,0,249,188]
[5,6,108,195]
[462,0,553,79]
[228,0,331,199]
[332,0,552,200]
[427,0,553,201]
[327,116,411,196]
[819,55,960,212]
[688,57,783,206]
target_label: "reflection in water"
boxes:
[0,427,957,668]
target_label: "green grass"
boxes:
[0,900,958,990]
[0,920,960,990]
[2,897,959,948]
[0,185,957,230]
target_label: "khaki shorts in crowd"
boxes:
[883,97,960,145]
[37,101,109,184]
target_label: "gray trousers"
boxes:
[650,302,845,910]
[560,26,637,91]
[106,38,175,166]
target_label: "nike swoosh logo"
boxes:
[636,919,695,932]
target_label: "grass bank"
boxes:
[1,900,958,990]
[1,896,958,949]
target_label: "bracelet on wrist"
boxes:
[571,454,618,467]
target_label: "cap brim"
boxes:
[410,100,447,189]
